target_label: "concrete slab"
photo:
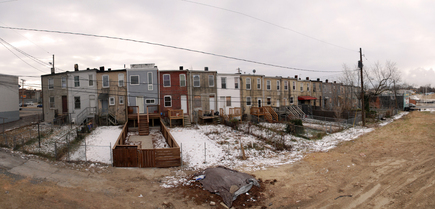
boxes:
[129,135,154,149]
[0,151,26,169]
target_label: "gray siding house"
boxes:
[41,72,69,123]
[0,74,19,123]
[127,63,159,114]
[188,68,218,119]
[67,69,98,124]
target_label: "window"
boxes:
[89,74,94,86]
[180,74,186,87]
[102,75,109,88]
[49,96,55,108]
[226,96,231,106]
[220,96,226,106]
[130,75,139,85]
[300,84,303,92]
[109,97,115,105]
[145,99,155,104]
[246,78,251,90]
[257,78,261,89]
[307,83,310,91]
[277,80,280,90]
[148,72,153,90]
[193,75,200,87]
[74,97,81,109]
[118,74,124,87]
[164,96,172,107]
[290,97,294,104]
[194,95,201,107]
[74,76,80,87]
[163,74,170,87]
[293,81,296,90]
[61,77,66,88]
[284,81,288,90]
[266,80,271,90]
[267,97,271,105]
[48,78,54,89]
[313,83,316,92]
[246,97,252,106]
[221,77,227,89]
[209,75,214,87]
[234,77,239,89]
[119,96,124,104]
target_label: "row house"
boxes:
[240,74,264,115]
[96,67,127,124]
[217,73,242,119]
[159,67,189,124]
[188,68,218,122]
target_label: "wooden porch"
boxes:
[198,109,218,124]
[168,109,184,127]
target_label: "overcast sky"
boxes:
[1,0,434,89]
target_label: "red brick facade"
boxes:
[159,70,189,117]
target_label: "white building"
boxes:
[67,69,98,124]
[217,73,241,116]
[0,74,19,123]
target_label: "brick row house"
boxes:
[42,63,361,127]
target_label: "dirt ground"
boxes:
[1,111,435,208]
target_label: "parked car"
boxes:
[25,102,34,106]
[37,104,43,108]
[19,103,27,107]
[409,103,416,108]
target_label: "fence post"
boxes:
[204,142,207,164]
[38,122,41,148]
[85,138,87,162]
[181,143,183,166]
[54,142,57,160]
[110,142,112,166]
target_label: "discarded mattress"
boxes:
[195,166,260,207]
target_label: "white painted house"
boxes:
[67,69,98,124]
[0,74,19,123]
[217,73,241,117]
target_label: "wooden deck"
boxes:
[168,109,184,127]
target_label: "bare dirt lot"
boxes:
[1,111,435,208]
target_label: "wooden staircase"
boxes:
[264,106,279,123]
[286,105,305,119]
[138,114,149,135]
[184,114,191,127]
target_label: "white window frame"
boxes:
[193,75,200,87]
[49,96,55,108]
[293,81,296,90]
[89,74,94,87]
[130,75,139,85]
[109,97,115,106]
[118,73,124,87]
[234,77,239,89]
[180,74,186,87]
[246,96,252,106]
[148,72,153,90]
[246,78,251,90]
[307,83,310,91]
[61,77,66,89]
[208,75,214,87]
[163,74,171,87]
[119,96,124,104]
[74,76,80,87]
[266,80,271,90]
[277,80,280,91]
[284,81,288,90]
[221,77,227,89]
[164,95,172,107]
[145,99,155,104]
[102,75,109,88]
[48,78,54,90]
[257,78,261,89]
[300,84,303,92]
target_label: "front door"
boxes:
[62,96,68,113]
[276,99,280,107]
[181,95,187,114]
[90,95,96,114]
[209,95,215,111]
[136,97,144,113]
[102,100,108,114]
[257,98,262,107]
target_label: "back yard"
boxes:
[1,110,435,208]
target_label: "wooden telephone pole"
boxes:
[359,48,365,126]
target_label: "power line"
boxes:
[0,39,46,73]
[181,0,357,52]
[0,25,342,73]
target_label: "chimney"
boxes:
[204,67,209,71]
[154,66,157,68]
[334,81,336,84]
[306,77,309,80]
[108,68,111,71]
[326,79,328,83]
[295,75,298,79]
[74,64,79,71]
[179,66,183,70]
[99,66,105,72]
[51,67,55,74]
[317,78,320,81]
[86,68,90,70]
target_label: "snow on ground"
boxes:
[379,111,409,126]
[70,126,122,164]
[162,111,409,188]
[420,108,435,113]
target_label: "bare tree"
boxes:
[339,64,358,86]
[365,61,401,96]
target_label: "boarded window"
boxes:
[194,96,201,107]
[226,96,231,106]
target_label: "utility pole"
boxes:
[359,48,365,126]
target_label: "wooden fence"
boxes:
[112,120,181,168]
